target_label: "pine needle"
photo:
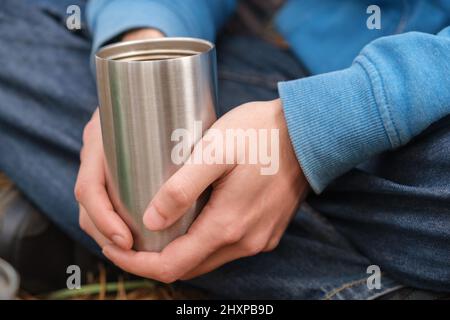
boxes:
[46,280,156,300]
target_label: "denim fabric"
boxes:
[308,115,450,292]
[1,1,449,299]
[0,0,98,251]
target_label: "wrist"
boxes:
[122,28,165,41]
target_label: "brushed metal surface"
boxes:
[95,38,217,252]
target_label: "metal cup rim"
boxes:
[95,37,215,64]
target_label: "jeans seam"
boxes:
[321,276,369,300]
[321,272,403,300]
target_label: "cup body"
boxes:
[95,38,217,251]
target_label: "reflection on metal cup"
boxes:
[95,38,217,252]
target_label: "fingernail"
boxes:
[102,245,111,258]
[144,206,166,230]
[112,234,127,249]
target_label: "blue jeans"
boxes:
[1,0,449,299]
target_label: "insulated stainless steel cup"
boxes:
[95,38,217,252]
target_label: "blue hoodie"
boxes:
[86,0,450,193]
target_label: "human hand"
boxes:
[100,99,310,282]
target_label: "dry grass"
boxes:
[18,264,206,300]
[1,173,205,300]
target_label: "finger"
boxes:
[104,205,234,282]
[180,243,245,280]
[181,222,279,280]
[143,142,229,231]
[101,246,162,280]
[181,239,276,280]
[75,114,133,249]
[179,230,273,280]
[79,205,113,248]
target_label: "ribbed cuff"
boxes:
[278,61,392,193]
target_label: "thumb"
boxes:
[143,158,227,231]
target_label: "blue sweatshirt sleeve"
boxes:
[278,27,450,193]
[86,0,236,54]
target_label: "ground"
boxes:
[0,173,204,300]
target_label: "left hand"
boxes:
[101,99,310,282]
[121,28,165,41]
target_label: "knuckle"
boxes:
[264,237,281,252]
[78,213,88,232]
[241,238,266,256]
[158,263,178,284]
[82,121,94,143]
[163,181,190,208]
[74,181,88,202]
[79,146,85,162]
[221,224,245,245]
[159,274,177,284]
